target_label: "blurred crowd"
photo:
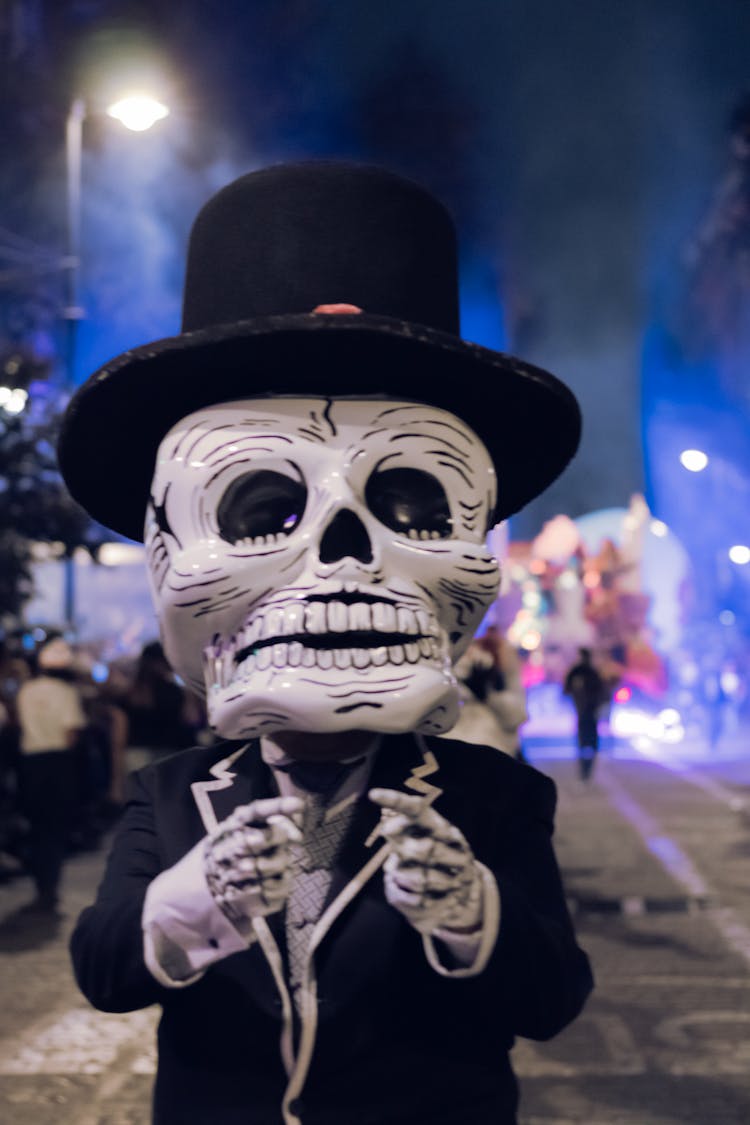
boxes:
[0,634,206,913]
[443,625,529,761]
[3,618,740,913]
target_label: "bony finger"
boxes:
[398,835,437,863]
[266,813,303,843]
[428,838,471,867]
[234,796,305,827]
[378,813,421,842]
[369,788,430,819]
[255,851,290,876]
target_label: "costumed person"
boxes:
[447,629,528,758]
[563,647,605,781]
[60,163,593,1125]
[16,636,86,912]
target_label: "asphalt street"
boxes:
[1,739,749,1125]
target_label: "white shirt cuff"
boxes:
[142,838,251,988]
[423,863,501,977]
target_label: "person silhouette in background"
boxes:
[122,641,202,773]
[15,637,86,913]
[449,629,528,759]
[563,647,606,781]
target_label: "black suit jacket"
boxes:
[70,734,593,1124]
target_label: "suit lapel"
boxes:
[187,733,446,990]
[189,741,287,1013]
[190,739,276,833]
[323,732,444,912]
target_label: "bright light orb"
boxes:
[728,544,750,565]
[520,630,542,652]
[0,387,28,414]
[679,449,709,472]
[107,95,170,132]
[650,519,668,538]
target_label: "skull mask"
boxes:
[145,398,500,740]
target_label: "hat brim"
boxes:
[58,312,581,541]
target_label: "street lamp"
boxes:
[61,92,169,625]
[107,95,169,132]
[62,92,170,386]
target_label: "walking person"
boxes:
[563,647,605,781]
[15,637,86,913]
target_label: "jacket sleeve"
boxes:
[142,838,250,987]
[70,770,171,1012]
[481,765,594,1040]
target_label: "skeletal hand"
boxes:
[204,796,303,933]
[369,789,483,935]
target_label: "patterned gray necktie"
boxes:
[280,761,362,1008]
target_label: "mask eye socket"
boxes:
[217,470,307,543]
[365,467,453,538]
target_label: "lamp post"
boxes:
[61,92,169,625]
[62,92,170,386]
[63,97,86,389]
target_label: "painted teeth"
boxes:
[236,601,430,652]
[263,609,285,640]
[205,635,441,688]
[397,607,418,635]
[349,603,372,630]
[304,603,327,633]
[372,603,397,631]
[327,601,348,631]
[204,601,443,690]
[285,604,305,634]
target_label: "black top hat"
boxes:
[58,161,581,541]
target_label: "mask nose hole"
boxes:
[318,509,373,565]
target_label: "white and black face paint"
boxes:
[146,398,500,740]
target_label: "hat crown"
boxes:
[182,162,460,335]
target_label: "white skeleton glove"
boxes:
[369,788,483,935]
[203,796,303,936]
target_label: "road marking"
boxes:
[598,762,750,970]
[654,1010,750,1075]
[632,743,749,812]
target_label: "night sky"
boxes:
[3,0,750,539]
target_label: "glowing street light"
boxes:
[63,90,170,382]
[62,86,169,625]
[0,386,28,415]
[728,544,750,565]
[679,448,709,472]
[106,94,170,132]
